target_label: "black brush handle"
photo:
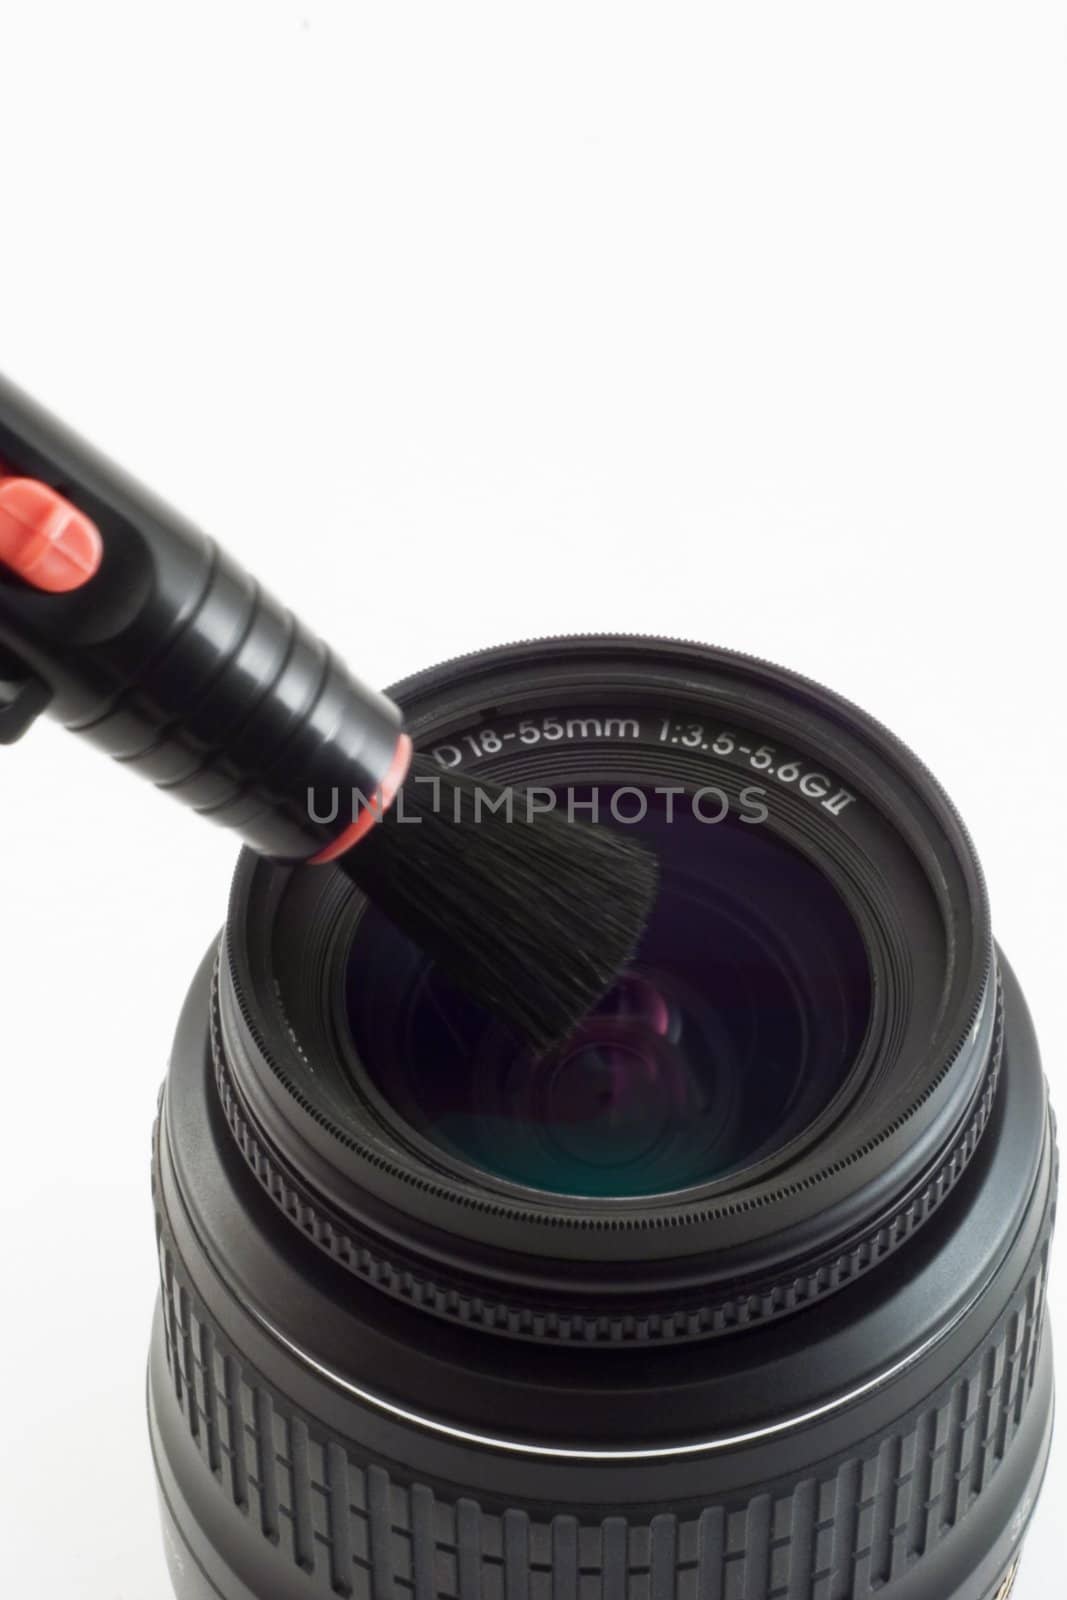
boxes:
[0,371,405,860]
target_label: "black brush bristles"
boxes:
[341,755,659,1053]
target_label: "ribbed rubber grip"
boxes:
[153,1221,1050,1600]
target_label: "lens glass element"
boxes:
[344,791,871,1198]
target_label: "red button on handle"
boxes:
[0,476,103,592]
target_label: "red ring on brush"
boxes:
[307,733,414,864]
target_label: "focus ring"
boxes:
[212,959,1006,1347]
[154,1215,1051,1599]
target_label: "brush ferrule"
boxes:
[307,732,413,864]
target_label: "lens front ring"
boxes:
[216,636,997,1344]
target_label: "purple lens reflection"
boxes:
[345,794,871,1198]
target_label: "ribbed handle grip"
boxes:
[0,370,402,859]
[72,539,402,859]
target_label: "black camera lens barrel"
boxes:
[148,637,1055,1600]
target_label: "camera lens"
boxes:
[148,637,1056,1600]
[345,796,872,1197]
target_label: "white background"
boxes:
[0,4,1063,1595]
